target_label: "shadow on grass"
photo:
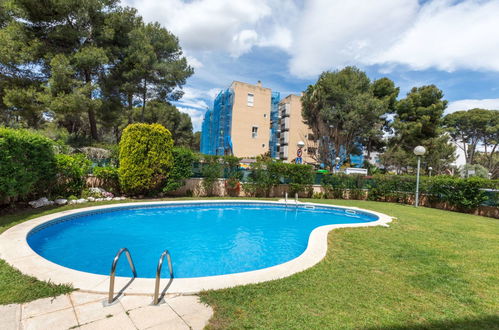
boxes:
[370,315,499,330]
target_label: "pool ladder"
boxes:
[284,192,299,209]
[106,248,174,306]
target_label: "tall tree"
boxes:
[301,67,395,168]
[382,85,455,173]
[132,100,193,146]
[115,22,193,123]
[443,108,498,165]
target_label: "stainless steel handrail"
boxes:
[108,248,137,304]
[295,193,298,206]
[285,192,288,208]
[153,250,174,305]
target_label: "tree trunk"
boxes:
[141,79,147,122]
[85,71,99,141]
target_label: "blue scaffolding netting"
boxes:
[269,91,281,159]
[200,88,234,155]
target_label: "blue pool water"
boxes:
[27,203,378,278]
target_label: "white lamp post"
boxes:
[413,146,426,207]
[428,166,433,177]
[335,156,341,174]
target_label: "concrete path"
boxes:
[0,292,213,330]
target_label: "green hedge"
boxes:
[52,154,92,197]
[163,147,196,194]
[320,174,498,211]
[0,128,57,202]
[119,123,174,195]
[243,161,315,197]
[93,166,120,194]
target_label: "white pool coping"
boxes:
[0,200,393,294]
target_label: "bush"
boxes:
[119,123,174,195]
[93,166,120,193]
[426,176,489,211]
[163,147,196,194]
[201,155,223,196]
[285,163,315,196]
[52,153,92,197]
[0,128,57,203]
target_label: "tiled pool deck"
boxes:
[1,292,212,330]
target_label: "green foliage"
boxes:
[118,123,174,195]
[132,100,194,146]
[53,153,92,197]
[93,166,120,193]
[0,127,56,202]
[163,147,196,194]
[245,161,314,197]
[426,176,489,211]
[383,85,455,172]
[201,155,223,196]
[444,108,499,165]
[302,66,397,167]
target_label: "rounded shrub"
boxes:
[119,123,174,195]
[0,128,57,203]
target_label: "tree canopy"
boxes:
[301,66,397,168]
[0,0,194,143]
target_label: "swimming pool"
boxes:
[27,202,379,279]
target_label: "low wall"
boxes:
[85,176,498,218]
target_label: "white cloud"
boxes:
[177,106,205,131]
[446,98,499,114]
[289,0,419,77]
[377,0,499,72]
[185,55,203,69]
[124,0,280,57]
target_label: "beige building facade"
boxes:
[277,94,317,164]
[230,81,272,158]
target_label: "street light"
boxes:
[413,146,426,207]
[428,166,433,177]
[335,156,341,174]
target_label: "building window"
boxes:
[263,113,267,118]
[252,126,258,138]
[262,143,265,148]
[308,134,315,141]
[247,93,254,107]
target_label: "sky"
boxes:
[123,0,499,131]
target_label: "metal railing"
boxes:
[108,248,137,304]
[153,250,174,305]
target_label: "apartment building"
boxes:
[200,81,280,158]
[201,81,327,165]
[275,94,317,164]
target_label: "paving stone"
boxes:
[21,308,78,330]
[127,304,180,329]
[167,295,213,329]
[78,312,136,330]
[0,304,21,330]
[22,295,72,319]
[70,291,106,306]
[145,318,190,330]
[119,295,154,311]
[74,299,125,325]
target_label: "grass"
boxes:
[200,199,499,329]
[1,198,497,329]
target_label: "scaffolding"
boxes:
[269,91,281,159]
[200,88,234,155]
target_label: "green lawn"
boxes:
[200,200,499,329]
[1,199,498,330]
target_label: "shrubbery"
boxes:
[93,166,120,194]
[244,161,314,197]
[119,123,174,195]
[53,153,92,197]
[0,128,57,202]
[163,147,196,194]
